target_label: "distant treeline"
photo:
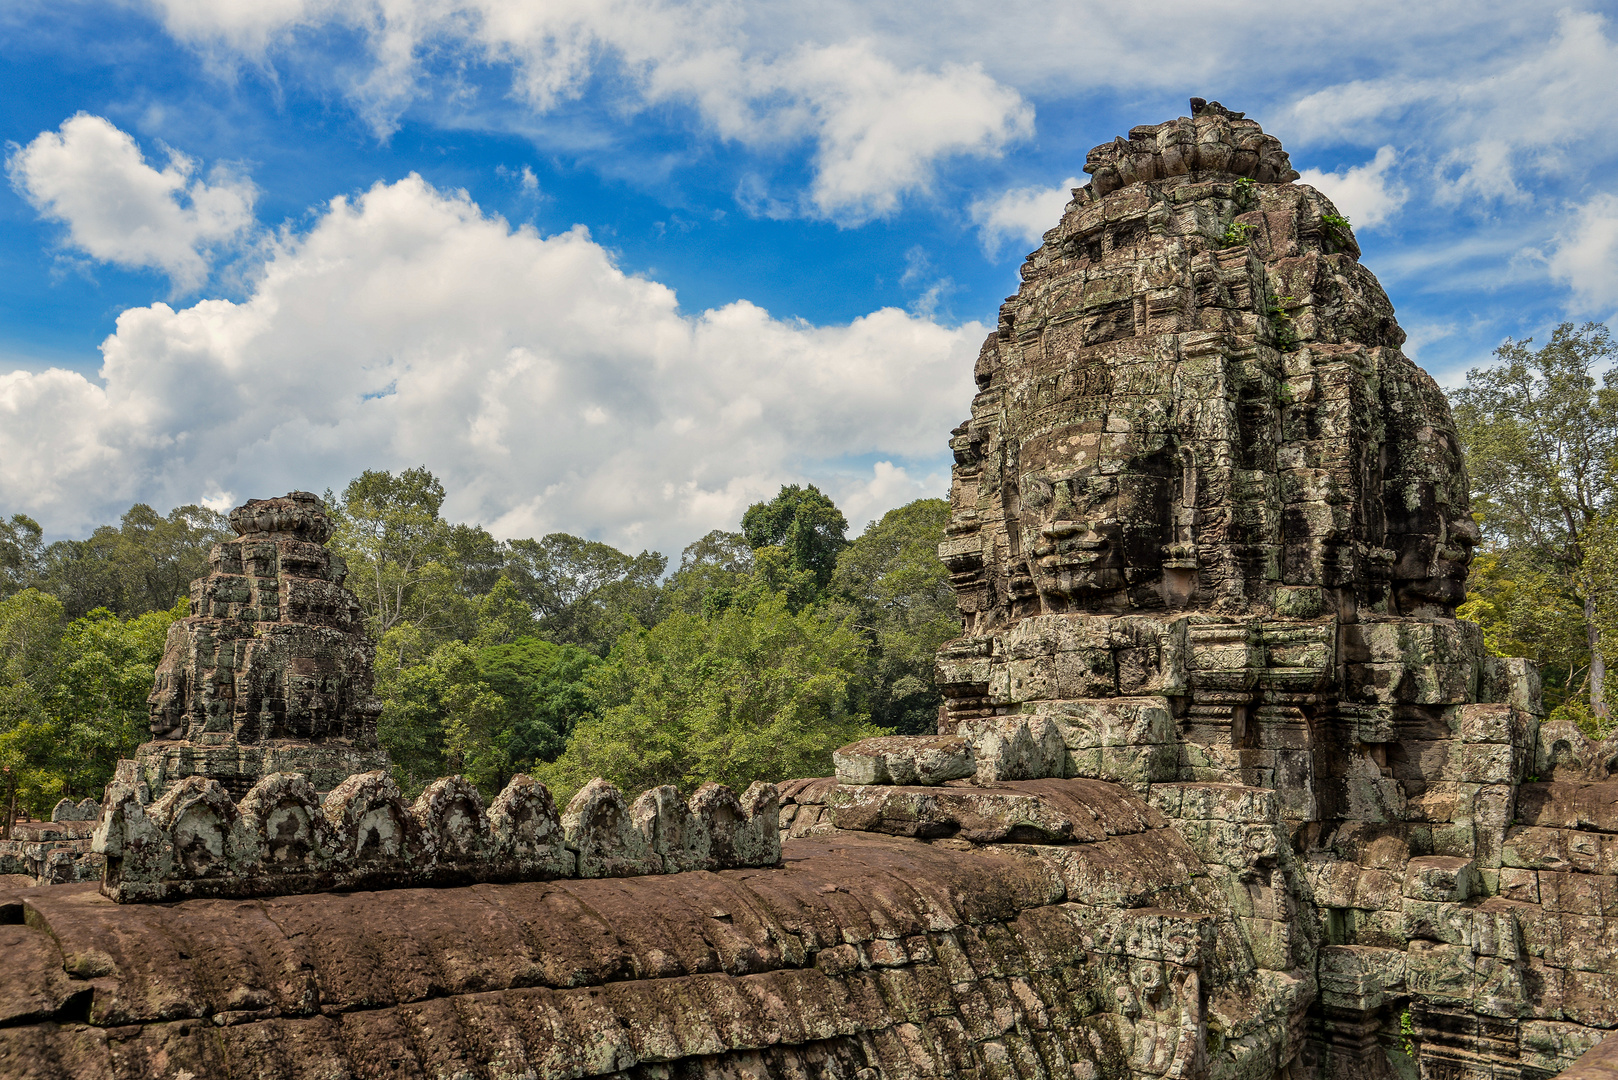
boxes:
[0,473,957,813]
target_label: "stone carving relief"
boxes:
[95,770,780,902]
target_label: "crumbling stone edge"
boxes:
[93,771,780,902]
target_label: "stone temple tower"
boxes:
[934,99,1535,832]
[118,491,389,798]
[914,100,1582,1080]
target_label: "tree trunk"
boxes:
[1588,594,1609,723]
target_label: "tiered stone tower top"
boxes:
[128,492,387,796]
[941,98,1473,638]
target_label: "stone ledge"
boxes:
[825,777,1163,844]
[1554,1032,1618,1080]
[832,735,975,786]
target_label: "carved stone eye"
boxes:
[1022,475,1053,509]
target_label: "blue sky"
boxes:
[3,1,1617,555]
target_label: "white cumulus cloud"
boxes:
[1548,192,1618,316]
[1287,10,1618,206]
[1297,146,1405,228]
[147,0,1033,223]
[7,114,256,290]
[0,173,978,551]
[970,176,1079,255]
[785,45,1032,220]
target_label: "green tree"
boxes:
[376,633,597,797]
[1453,322,1618,721]
[0,590,63,719]
[0,590,67,812]
[376,641,500,795]
[107,503,232,615]
[0,595,180,814]
[741,484,849,595]
[539,591,879,801]
[1579,513,1618,734]
[27,503,228,618]
[430,642,516,796]
[664,533,818,617]
[1458,553,1593,719]
[743,545,825,613]
[832,499,960,734]
[475,638,597,767]
[503,533,665,653]
[327,468,496,641]
[32,529,122,617]
[472,576,540,647]
[48,602,182,801]
[374,573,598,795]
[0,514,44,599]
[662,530,755,617]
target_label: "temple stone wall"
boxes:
[2,777,1304,1080]
[916,98,1618,1080]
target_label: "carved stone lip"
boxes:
[1033,538,1107,561]
[1036,551,1105,569]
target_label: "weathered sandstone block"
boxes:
[486,772,575,877]
[832,734,976,785]
[1403,856,1480,902]
[563,778,661,877]
[49,798,98,823]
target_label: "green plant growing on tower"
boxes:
[1399,1009,1417,1058]
[1221,221,1257,247]
[1267,293,1298,350]
[1322,212,1353,251]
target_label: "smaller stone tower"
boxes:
[117,492,388,798]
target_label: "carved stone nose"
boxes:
[1041,520,1088,541]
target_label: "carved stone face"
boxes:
[147,674,186,738]
[1391,514,1478,616]
[1017,424,1172,612]
[1384,426,1476,617]
[147,631,189,739]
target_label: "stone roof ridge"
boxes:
[1082,98,1300,197]
[228,490,334,544]
[93,769,783,902]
